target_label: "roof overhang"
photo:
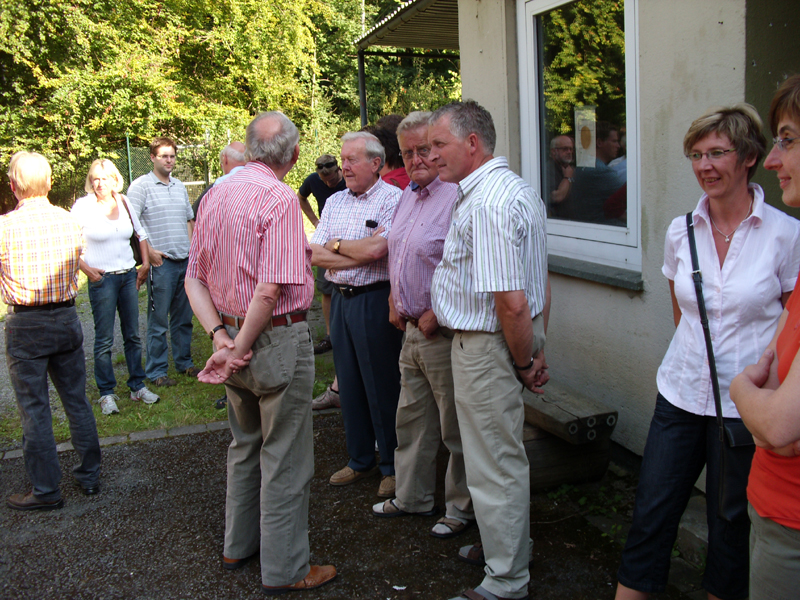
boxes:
[355,0,459,51]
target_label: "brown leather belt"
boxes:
[219,311,307,329]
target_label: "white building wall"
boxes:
[458,0,747,456]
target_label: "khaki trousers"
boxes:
[451,316,545,599]
[222,321,315,587]
[394,324,473,519]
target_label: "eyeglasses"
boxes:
[772,136,799,152]
[316,161,337,170]
[686,148,735,162]
[401,147,431,161]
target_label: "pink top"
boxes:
[388,177,458,319]
[186,162,314,317]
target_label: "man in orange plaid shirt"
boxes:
[1,151,101,510]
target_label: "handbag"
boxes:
[117,193,143,267]
[685,212,755,523]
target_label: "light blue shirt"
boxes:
[431,157,547,332]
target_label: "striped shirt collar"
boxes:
[13,195,49,209]
[145,170,179,187]
[458,156,508,199]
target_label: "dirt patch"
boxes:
[0,413,697,600]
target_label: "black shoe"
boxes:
[81,484,100,496]
[7,491,64,511]
[214,395,228,410]
[314,336,333,355]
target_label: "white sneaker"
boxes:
[130,386,160,405]
[99,394,120,415]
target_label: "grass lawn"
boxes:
[0,268,335,449]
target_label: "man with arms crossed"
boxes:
[185,112,336,595]
[127,137,199,387]
[3,152,101,509]
[429,101,549,600]
[372,111,475,539]
[310,131,403,498]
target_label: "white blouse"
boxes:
[657,184,800,418]
[71,194,148,272]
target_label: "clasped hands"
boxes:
[197,331,253,384]
[518,351,549,394]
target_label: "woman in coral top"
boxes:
[731,75,800,600]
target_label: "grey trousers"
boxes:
[222,321,314,587]
[394,324,473,520]
[451,316,545,599]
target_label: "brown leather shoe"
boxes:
[222,551,257,570]
[329,465,378,486]
[262,564,337,595]
[377,475,396,498]
[7,491,64,511]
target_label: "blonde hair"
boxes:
[683,103,767,181]
[7,151,52,199]
[85,159,124,194]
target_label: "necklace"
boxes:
[709,199,753,243]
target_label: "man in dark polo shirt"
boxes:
[297,155,346,360]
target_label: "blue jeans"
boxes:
[145,258,194,379]
[617,393,751,600]
[5,306,101,500]
[88,268,145,395]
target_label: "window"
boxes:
[518,0,640,271]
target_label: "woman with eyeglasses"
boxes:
[615,104,800,600]
[730,75,800,600]
[71,159,159,416]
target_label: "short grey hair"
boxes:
[430,100,496,154]
[219,143,246,164]
[341,131,385,169]
[245,111,299,167]
[397,111,432,137]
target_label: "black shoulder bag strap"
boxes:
[685,212,724,433]
[686,212,753,523]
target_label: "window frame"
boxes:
[517,0,642,272]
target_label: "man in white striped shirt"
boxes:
[429,101,549,600]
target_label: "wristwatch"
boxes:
[209,324,225,340]
[333,239,342,254]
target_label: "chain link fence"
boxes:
[115,136,210,204]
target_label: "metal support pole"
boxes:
[125,134,133,191]
[358,49,368,127]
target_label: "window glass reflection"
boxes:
[539,0,627,227]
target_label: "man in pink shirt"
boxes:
[372,111,475,538]
[185,111,336,595]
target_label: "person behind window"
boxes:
[730,74,800,600]
[615,104,800,600]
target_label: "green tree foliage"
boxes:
[0,0,461,209]
[541,0,626,137]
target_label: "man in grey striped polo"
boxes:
[127,137,199,387]
[429,101,550,600]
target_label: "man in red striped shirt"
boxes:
[185,111,336,595]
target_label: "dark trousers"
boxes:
[5,306,101,500]
[617,393,752,600]
[330,285,403,476]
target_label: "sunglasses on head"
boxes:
[317,161,337,170]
